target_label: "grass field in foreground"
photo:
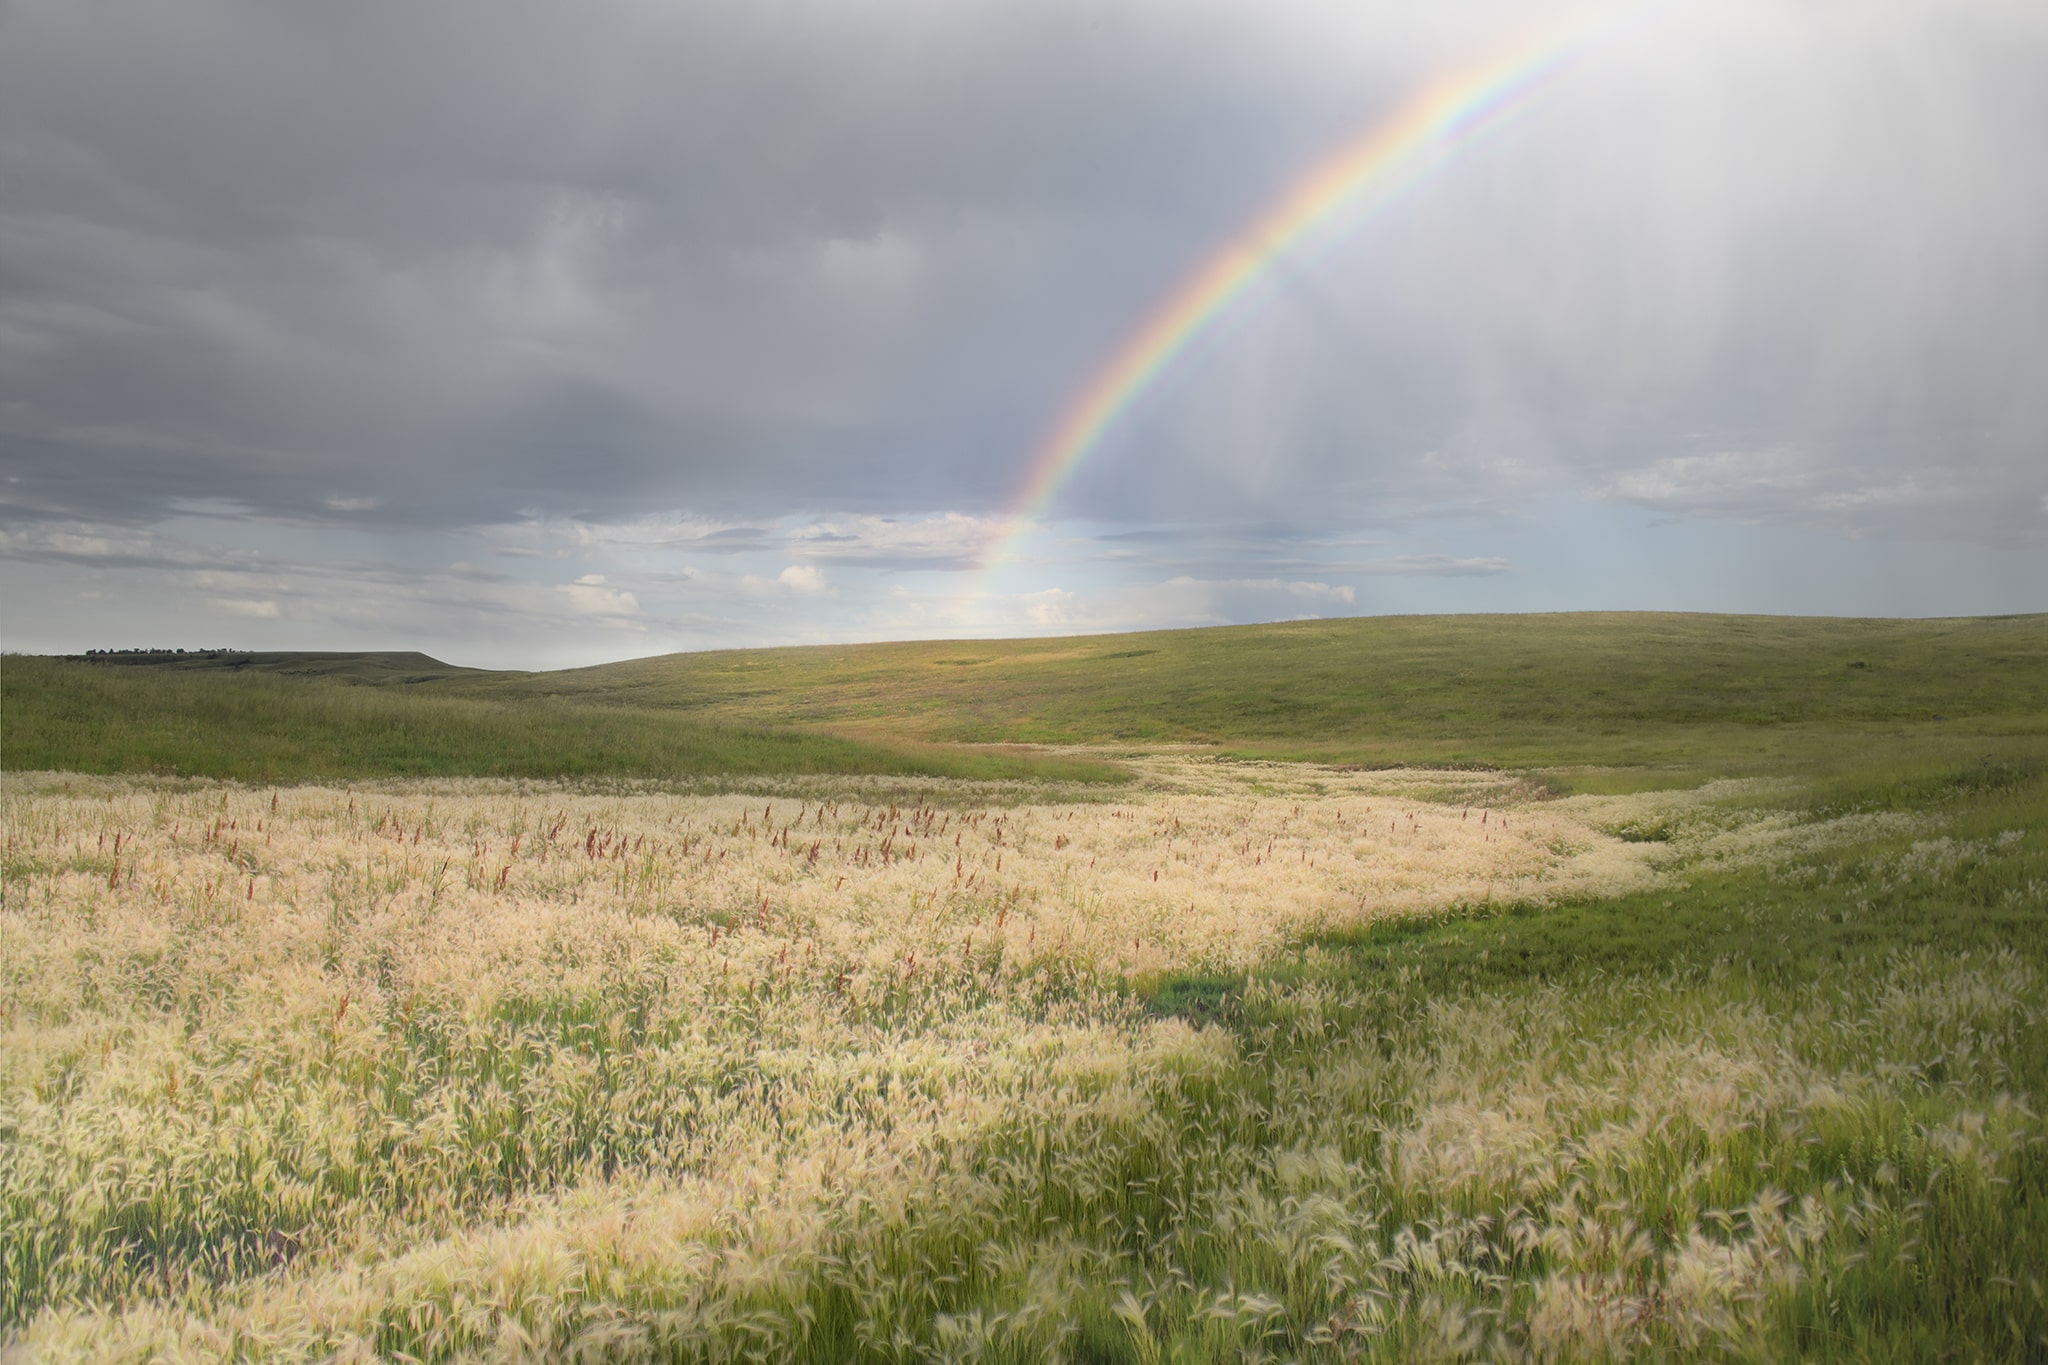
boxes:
[3,614,2046,1359]
[4,748,2046,1360]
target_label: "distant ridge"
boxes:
[14,611,2047,775]
[462,610,2048,761]
[70,649,480,685]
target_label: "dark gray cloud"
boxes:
[1,0,1402,531]
[2,0,2043,661]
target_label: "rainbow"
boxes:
[982,6,1630,578]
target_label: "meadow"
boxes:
[3,614,2046,1361]
[16,613,2047,780]
[456,611,2048,770]
[0,656,1124,788]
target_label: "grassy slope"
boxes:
[5,618,2048,1357]
[0,656,1123,786]
[72,650,484,685]
[1125,759,2048,1361]
[466,611,2048,769]
[13,613,2047,780]
[459,614,2037,1357]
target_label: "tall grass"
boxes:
[4,755,2044,1359]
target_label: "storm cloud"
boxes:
[3,0,2043,663]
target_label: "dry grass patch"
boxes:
[4,761,2036,1360]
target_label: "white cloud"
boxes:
[1812,475,1964,513]
[0,527,117,560]
[787,512,1004,566]
[1163,575,1356,603]
[778,564,827,592]
[1601,449,1820,514]
[1024,587,1074,626]
[212,598,280,618]
[1595,450,2035,541]
[1356,555,1510,577]
[479,510,1008,570]
[0,523,262,570]
[559,573,641,617]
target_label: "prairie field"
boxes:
[3,616,2048,1361]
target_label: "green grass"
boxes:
[456,611,2048,768]
[1096,757,2048,1360]
[619,753,2045,1363]
[1152,750,2048,1016]
[6,613,2048,1359]
[71,649,484,685]
[16,612,2048,782]
[0,655,1125,786]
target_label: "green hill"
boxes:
[68,649,480,684]
[460,611,2048,769]
[10,612,2048,781]
[0,654,1119,786]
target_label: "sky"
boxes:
[2,0,2044,669]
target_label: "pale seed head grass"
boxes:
[1,761,2025,1359]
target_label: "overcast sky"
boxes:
[2,0,2043,668]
